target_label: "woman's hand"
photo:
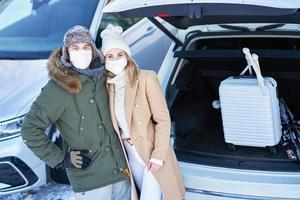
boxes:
[147,161,162,172]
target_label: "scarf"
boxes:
[72,66,104,81]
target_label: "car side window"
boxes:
[95,13,141,48]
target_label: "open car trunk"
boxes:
[102,0,300,172]
[168,35,300,171]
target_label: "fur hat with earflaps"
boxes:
[100,24,131,56]
[61,25,104,68]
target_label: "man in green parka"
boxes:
[21,26,130,200]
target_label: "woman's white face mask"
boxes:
[69,50,92,69]
[105,57,127,75]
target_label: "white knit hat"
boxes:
[100,24,131,56]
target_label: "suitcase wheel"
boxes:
[227,143,236,151]
[268,146,277,155]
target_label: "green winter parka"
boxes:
[21,48,128,192]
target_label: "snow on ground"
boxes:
[0,183,75,200]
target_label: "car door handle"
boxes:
[144,26,155,36]
[130,26,156,46]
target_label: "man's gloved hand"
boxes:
[56,150,91,169]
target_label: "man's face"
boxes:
[68,42,92,52]
[68,42,93,69]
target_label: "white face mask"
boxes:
[69,50,92,69]
[105,57,128,75]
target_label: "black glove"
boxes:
[56,150,91,169]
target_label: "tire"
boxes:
[227,143,236,151]
[268,146,277,155]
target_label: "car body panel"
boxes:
[0,60,48,122]
[124,17,175,72]
[179,162,300,200]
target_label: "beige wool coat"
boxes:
[107,69,185,200]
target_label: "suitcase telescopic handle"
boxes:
[242,48,266,92]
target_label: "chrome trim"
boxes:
[0,116,24,142]
[0,134,21,142]
[186,187,300,200]
[0,161,29,192]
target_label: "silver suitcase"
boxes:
[219,48,282,147]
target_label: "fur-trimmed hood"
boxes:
[47,47,82,94]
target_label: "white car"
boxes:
[103,0,300,199]
[0,0,173,195]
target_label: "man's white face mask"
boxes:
[69,50,92,69]
[105,57,127,75]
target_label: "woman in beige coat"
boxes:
[100,24,185,200]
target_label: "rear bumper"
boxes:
[180,161,300,200]
[0,136,46,195]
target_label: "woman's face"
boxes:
[105,48,127,61]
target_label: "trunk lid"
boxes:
[103,0,300,29]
